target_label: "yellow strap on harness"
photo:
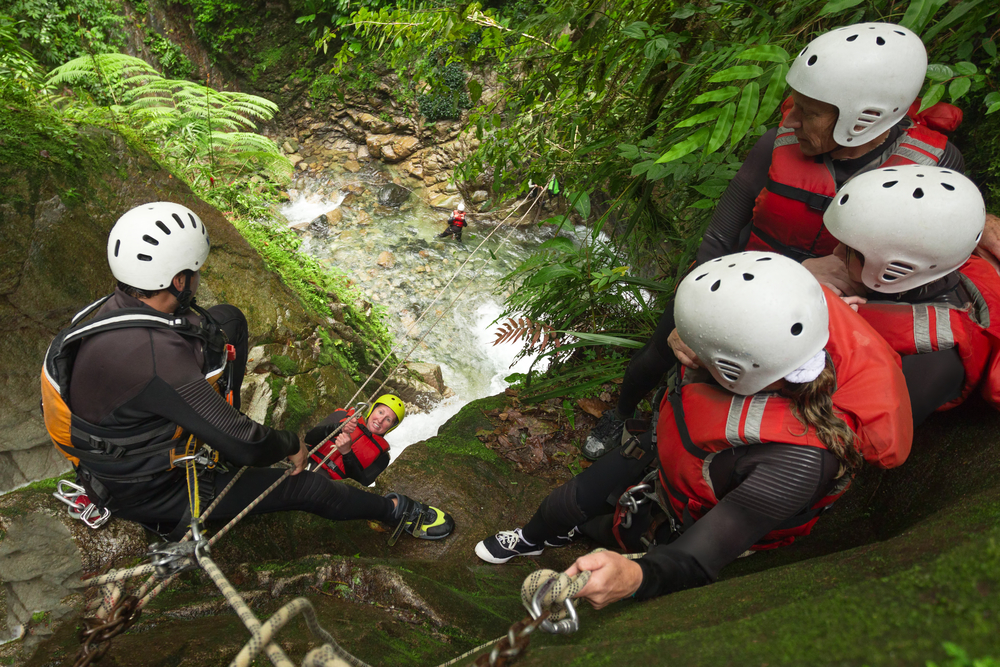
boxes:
[183,435,201,520]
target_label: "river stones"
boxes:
[377,183,411,207]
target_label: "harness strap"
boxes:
[764,178,834,212]
[59,438,182,463]
[747,222,821,262]
[71,422,178,450]
[668,388,709,461]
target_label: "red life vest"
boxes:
[656,288,912,550]
[451,210,466,227]
[745,112,950,261]
[857,255,1000,411]
[309,412,389,481]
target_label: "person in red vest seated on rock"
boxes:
[438,202,467,242]
[476,253,912,608]
[582,21,987,461]
[823,165,998,426]
[306,394,405,486]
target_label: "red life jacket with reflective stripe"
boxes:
[451,210,466,227]
[857,255,1000,411]
[746,115,950,261]
[656,288,912,550]
[309,413,389,481]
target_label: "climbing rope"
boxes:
[73,188,552,662]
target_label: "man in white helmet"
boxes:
[583,22,976,460]
[824,165,1000,424]
[438,201,467,241]
[476,253,911,608]
[42,201,455,542]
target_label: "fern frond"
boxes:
[493,317,561,352]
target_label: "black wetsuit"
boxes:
[68,289,395,532]
[696,122,965,265]
[438,213,465,241]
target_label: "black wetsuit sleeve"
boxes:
[695,128,776,265]
[126,376,299,467]
[634,444,841,600]
[342,451,390,486]
[616,302,678,417]
[939,141,965,173]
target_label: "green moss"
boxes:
[424,398,505,467]
[283,382,311,432]
[270,354,298,376]
[19,471,74,492]
[250,45,285,83]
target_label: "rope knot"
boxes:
[520,568,589,634]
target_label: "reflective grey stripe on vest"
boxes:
[913,305,933,353]
[934,305,955,350]
[724,395,770,446]
[702,452,719,502]
[958,272,991,328]
[894,146,939,166]
[913,305,956,353]
[774,129,798,148]
[902,136,945,160]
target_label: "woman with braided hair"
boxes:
[475,252,912,606]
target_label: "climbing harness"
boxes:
[53,479,111,529]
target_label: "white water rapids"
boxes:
[277,167,589,463]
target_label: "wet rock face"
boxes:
[377,183,411,207]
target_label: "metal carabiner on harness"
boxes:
[617,469,660,529]
[147,520,210,577]
[528,579,580,635]
[53,480,111,529]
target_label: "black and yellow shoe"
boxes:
[385,492,455,545]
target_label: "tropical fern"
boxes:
[493,317,561,353]
[44,53,290,186]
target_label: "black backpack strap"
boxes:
[668,383,710,461]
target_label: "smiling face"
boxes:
[367,404,398,436]
[784,90,840,157]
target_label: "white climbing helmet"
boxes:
[458,202,465,212]
[675,252,830,395]
[786,23,927,147]
[824,165,985,293]
[107,202,210,290]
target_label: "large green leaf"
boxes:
[705,103,736,154]
[923,0,987,42]
[538,237,577,253]
[731,82,759,147]
[753,63,788,126]
[655,126,711,163]
[925,64,954,82]
[674,108,723,128]
[918,83,946,113]
[737,45,790,63]
[948,76,971,102]
[691,86,740,104]
[562,331,645,348]
[708,65,764,83]
[899,0,949,32]
[570,190,591,218]
[819,0,866,15]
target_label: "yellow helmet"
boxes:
[366,394,405,433]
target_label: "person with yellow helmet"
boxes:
[306,394,405,486]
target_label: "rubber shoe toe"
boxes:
[475,530,543,564]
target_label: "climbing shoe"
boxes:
[475,529,544,564]
[385,492,455,545]
[543,527,578,548]
[581,409,625,460]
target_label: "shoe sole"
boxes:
[474,541,543,564]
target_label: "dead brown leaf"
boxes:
[577,397,610,418]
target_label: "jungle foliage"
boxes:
[318,0,999,396]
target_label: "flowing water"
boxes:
[278,164,586,462]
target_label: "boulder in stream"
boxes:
[377,183,411,207]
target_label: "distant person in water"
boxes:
[306,394,405,486]
[438,202,467,242]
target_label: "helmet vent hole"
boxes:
[756,256,772,262]
[172,213,185,229]
[790,323,803,336]
[876,36,886,46]
[189,214,197,228]
[142,234,159,246]
[807,55,818,66]
[885,168,897,172]
[894,30,905,35]
[913,188,925,199]
[942,183,955,191]
[743,273,754,281]
[114,240,120,257]
[156,221,171,235]
[930,264,938,269]
[916,173,925,178]
[882,262,914,281]
[752,363,760,368]
[846,34,858,42]
[882,181,898,188]
[695,273,708,281]
[976,231,983,243]
[839,194,849,204]
[711,280,721,292]
[715,360,742,382]
[137,254,153,262]
[728,263,736,267]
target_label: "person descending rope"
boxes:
[823,165,999,425]
[438,202,467,242]
[476,253,912,608]
[41,201,454,542]
[582,21,974,460]
[306,394,405,486]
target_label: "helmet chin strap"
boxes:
[166,272,195,314]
